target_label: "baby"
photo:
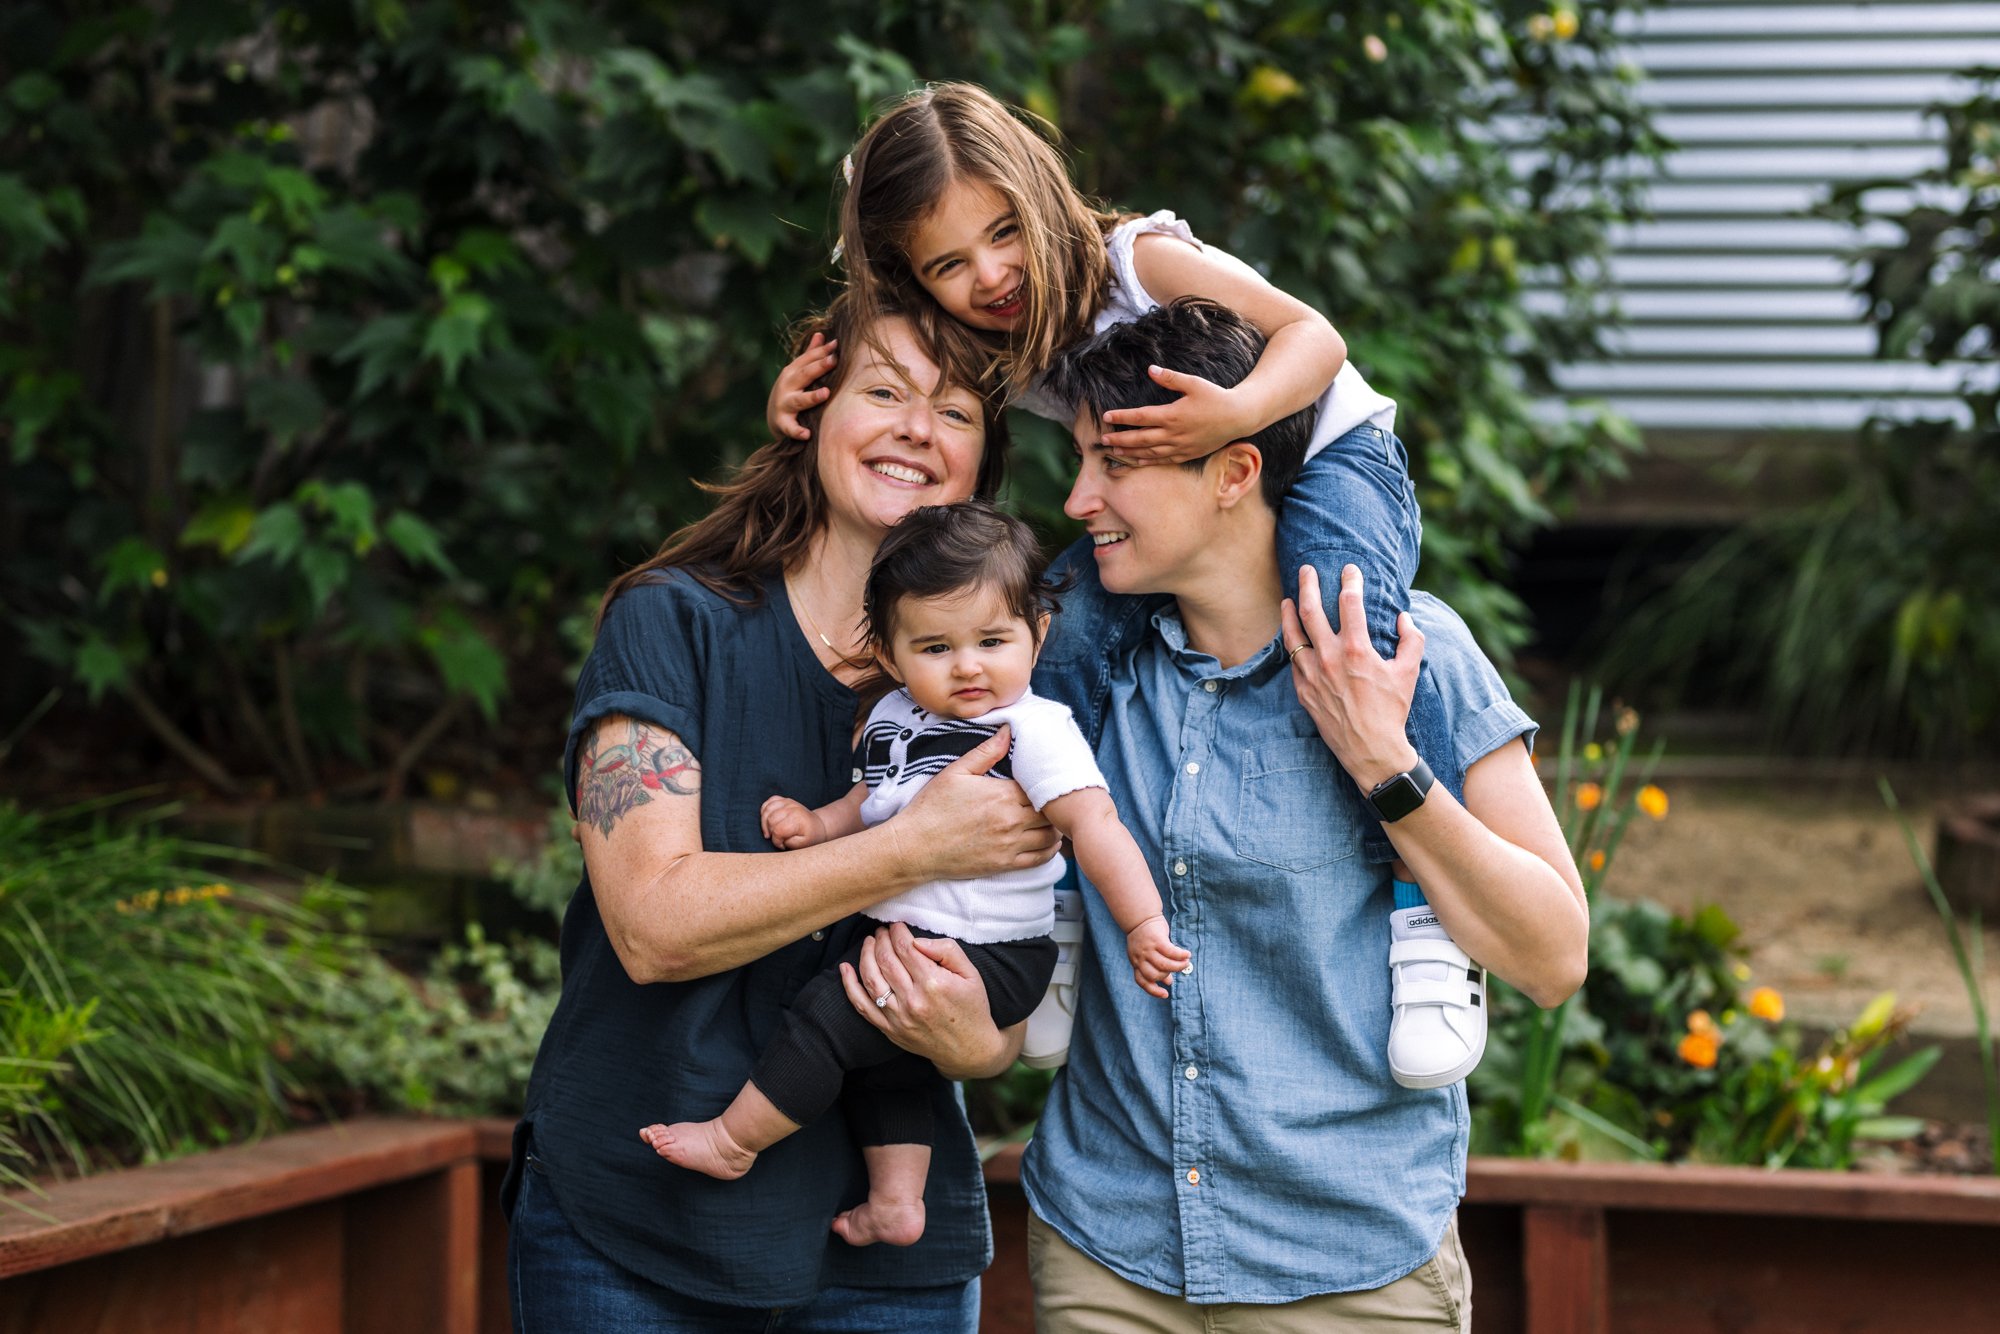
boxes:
[639,499,1188,1246]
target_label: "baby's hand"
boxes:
[1126,915,1193,999]
[761,795,823,850]
[767,333,838,441]
[1098,366,1252,464]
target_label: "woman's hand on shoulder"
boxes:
[1280,563,1425,791]
[891,724,1060,879]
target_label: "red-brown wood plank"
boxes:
[1523,1205,1609,1334]
[0,1119,477,1278]
[1466,1158,2000,1226]
[343,1159,480,1334]
[0,1201,344,1333]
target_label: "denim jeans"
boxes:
[508,1153,980,1333]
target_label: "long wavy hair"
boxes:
[838,82,1132,398]
[596,292,1009,624]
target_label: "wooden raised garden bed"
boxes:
[5,1119,1998,1333]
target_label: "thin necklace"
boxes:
[789,572,861,661]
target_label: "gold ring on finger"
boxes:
[1288,641,1312,665]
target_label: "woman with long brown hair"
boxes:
[503,294,1052,1331]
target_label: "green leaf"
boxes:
[297,545,351,614]
[337,313,421,398]
[88,216,205,292]
[693,196,785,266]
[237,502,305,567]
[384,512,456,576]
[8,73,62,112]
[299,480,377,550]
[243,377,327,449]
[420,611,507,720]
[97,538,166,603]
[181,499,258,557]
[422,293,494,383]
[1852,1046,1941,1106]
[74,634,129,702]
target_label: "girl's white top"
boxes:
[857,687,1105,943]
[1015,209,1397,455]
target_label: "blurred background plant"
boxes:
[0,795,567,1199]
[1600,76,2000,759]
[0,0,1659,798]
[1467,689,1941,1167]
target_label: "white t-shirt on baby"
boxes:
[857,687,1104,943]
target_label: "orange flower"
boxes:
[1637,784,1669,820]
[1588,850,1606,872]
[1687,1009,1718,1037]
[1748,986,1785,1022]
[1575,782,1603,811]
[1678,1031,1719,1068]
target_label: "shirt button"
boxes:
[1185,1065,1199,1080]
[1184,761,1200,776]
[811,930,825,941]
[1186,1168,1200,1186]
[886,765,898,777]
[1173,860,1188,876]
[900,729,913,740]
[1203,680,1218,693]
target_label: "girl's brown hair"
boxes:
[839,82,1131,397]
[596,292,1009,623]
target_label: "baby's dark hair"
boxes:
[865,500,1063,649]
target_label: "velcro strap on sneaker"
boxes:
[1390,938,1473,970]
[1393,978,1479,1009]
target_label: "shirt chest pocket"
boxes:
[1233,737,1359,873]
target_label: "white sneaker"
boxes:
[1021,884,1086,1070]
[1387,904,1486,1090]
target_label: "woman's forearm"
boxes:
[610,822,928,983]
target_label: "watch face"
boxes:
[1370,774,1424,824]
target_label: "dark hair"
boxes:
[863,500,1063,650]
[596,292,1008,624]
[1040,297,1313,508]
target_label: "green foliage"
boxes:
[1605,77,2000,758]
[292,803,569,1118]
[1,0,1655,791]
[1884,780,1999,1174]
[1471,688,1936,1168]
[0,800,368,1182]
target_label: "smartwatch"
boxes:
[1364,756,1434,824]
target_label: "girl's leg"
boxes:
[1277,422,1462,864]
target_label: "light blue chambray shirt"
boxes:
[1024,584,1536,1303]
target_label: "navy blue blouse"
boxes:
[510,568,990,1304]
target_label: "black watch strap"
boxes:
[1365,756,1435,824]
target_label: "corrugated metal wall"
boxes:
[1545,0,1996,432]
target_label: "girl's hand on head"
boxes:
[1097,365,1255,463]
[1280,563,1425,792]
[1126,915,1192,999]
[767,333,838,441]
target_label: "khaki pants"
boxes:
[1027,1212,1471,1333]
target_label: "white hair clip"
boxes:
[841,153,854,185]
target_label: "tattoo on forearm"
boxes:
[576,719,701,838]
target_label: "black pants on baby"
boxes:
[749,919,1057,1147]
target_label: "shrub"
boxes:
[1,0,1657,793]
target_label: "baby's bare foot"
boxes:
[830,1198,926,1247]
[638,1119,758,1180]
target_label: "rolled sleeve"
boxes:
[1409,591,1538,766]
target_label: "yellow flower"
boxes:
[1748,986,1785,1022]
[1244,65,1303,105]
[1552,8,1579,40]
[1575,782,1602,811]
[1588,850,1606,872]
[1687,1009,1718,1037]
[1583,742,1603,762]
[1363,34,1388,62]
[1733,962,1752,981]
[1678,1032,1718,1068]
[1637,784,1669,820]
